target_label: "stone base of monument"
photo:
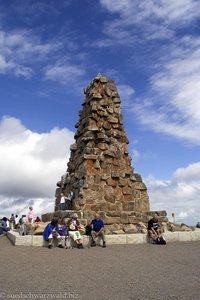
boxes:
[7,229,200,247]
[41,209,168,230]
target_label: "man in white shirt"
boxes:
[60,193,66,210]
[14,215,19,229]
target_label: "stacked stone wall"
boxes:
[55,74,150,213]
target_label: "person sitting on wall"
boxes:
[67,213,83,249]
[43,219,64,249]
[90,213,106,248]
[0,217,10,236]
[148,213,162,243]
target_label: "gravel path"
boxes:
[0,236,200,300]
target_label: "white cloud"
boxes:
[99,0,199,43]
[0,25,87,91]
[172,162,200,183]
[0,53,33,78]
[0,30,47,77]
[146,162,200,225]
[130,36,200,145]
[0,116,74,217]
[97,1,200,146]
[0,28,72,78]
[131,149,141,162]
[117,84,135,107]
[44,63,86,86]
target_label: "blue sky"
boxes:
[0,0,200,225]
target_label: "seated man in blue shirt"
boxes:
[43,219,64,249]
[90,213,106,248]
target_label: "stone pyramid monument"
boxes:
[55,74,150,214]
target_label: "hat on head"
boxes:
[72,213,78,219]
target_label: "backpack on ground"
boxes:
[155,235,166,245]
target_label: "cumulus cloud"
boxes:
[131,149,141,162]
[0,116,74,217]
[118,84,135,107]
[0,28,62,78]
[97,1,200,146]
[130,36,200,145]
[146,161,200,225]
[99,0,200,43]
[0,22,80,81]
[44,63,86,88]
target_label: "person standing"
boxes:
[14,214,19,229]
[9,214,15,230]
[66,192,73,209]
[27,206,34,223]
[60,193,66,210]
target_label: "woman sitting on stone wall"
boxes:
[67,213,83,249]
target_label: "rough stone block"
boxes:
[120,212,129,224]
[97,143,109,150]
[99,76,108,83]
[92,93,102,99]
[122,186,132,195]
[106,211,120,217]
[128,216,142,224]
[134,173,142,182]
[119,178,128,186]
[83,154,97,160]
[105,216,121,224]
[123,224,138,233]
[105,194,115,203]
[107,203,117,210]
[107,178,118,187]
[104,150,115,157]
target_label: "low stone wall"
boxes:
[7,229,200,247]
[7,231,48,247]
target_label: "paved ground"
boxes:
[0,237,200,300]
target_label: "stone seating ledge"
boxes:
[6,229,200,247]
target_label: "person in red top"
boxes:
[34,216,41,223]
